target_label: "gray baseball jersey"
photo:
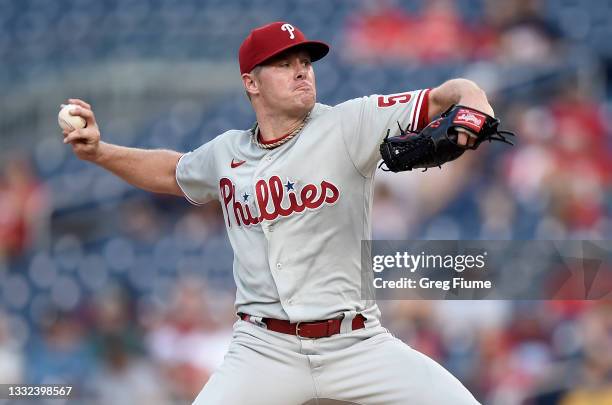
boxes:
[176,89,430,324]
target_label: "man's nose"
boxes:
[295,62,307,79]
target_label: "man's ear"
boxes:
[242,72,259,98]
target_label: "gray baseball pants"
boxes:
[193,318,480,404]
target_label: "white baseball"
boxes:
[58,104,87,131]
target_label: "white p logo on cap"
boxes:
[281,23,295,39]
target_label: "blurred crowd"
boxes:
[343,0,564,66]
[0,279,234,403]
[381,300,612,404]
[0,156,49,264]
[1,0,611,404]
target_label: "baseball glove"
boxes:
[379,105,515,172]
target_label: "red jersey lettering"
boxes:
[219,176,340,227]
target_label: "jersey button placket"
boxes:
[253,152,275,188]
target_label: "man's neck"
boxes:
[255,108,312,142]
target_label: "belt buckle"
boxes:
[295,321,316,340]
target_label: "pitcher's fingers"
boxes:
[467,135,477,148]
[70,107,95,126]
[69,107,93,118]
[463,132,477,148]
[67,99,91,109]
[63,130,90,144]
[457,131,469,146]
[456,128,477,147]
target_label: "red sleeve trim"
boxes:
[417,88,431,130]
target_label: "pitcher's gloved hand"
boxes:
[379,105,516,172]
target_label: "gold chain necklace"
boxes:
[252,112,311,149]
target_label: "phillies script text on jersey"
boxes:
[219,175,340,227]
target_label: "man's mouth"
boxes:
[295,83,312,91]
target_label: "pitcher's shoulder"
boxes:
[310,101,357,122]
[211,128,254,148]
[218,128,252,140]
[308,99,369,128]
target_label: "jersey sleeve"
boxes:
[175,138,219,205]
[338,88,430,177]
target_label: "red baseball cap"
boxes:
[239,22,330,74]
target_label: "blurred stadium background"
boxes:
[0,0,611,404]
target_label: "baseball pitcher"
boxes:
[63,22,513,405]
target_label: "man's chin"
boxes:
[297,94,316,110]
[281,94,315,116]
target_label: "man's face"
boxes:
[249,49,316,115]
